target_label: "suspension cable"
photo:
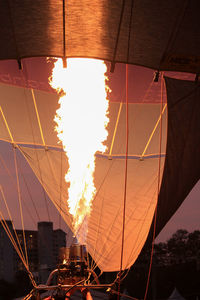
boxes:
[109,102,123,157]
[31,89,46,147]
[140,104,167,159]
[0,215,33,281]
[110,0,126,71]
[0,148,39,227]
[59,150,63,229]
[13,146,29,268]
[0,106,14,144]
[118,63,129,300]
[21,63,51,222]
[143,73,165,300]
[0,185,27,261]
[0,104,30,267]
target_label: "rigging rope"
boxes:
[0,216,27,267]
[111,0,126,71]
[93,67,162,272]
[19,147,72,221]
[126,0,134,63]
[0,104,31,269]
[0,147,40,227]
[109,102,123,157]
[143,73,165,300]
[0,185,26,263]
[19,168,40,224]
[62,0,67,67]
[0,216,36,287]
[13,146,29,268]
[22,62,51,222]
[118,63,129,300]
[32,87,64,222]
[0,106,14,144]
[122,164,165,271]
[89,159,115,272]
[31,89,46,147]
[118,0,134,274]
[59,150,63,229]
[141,104,167,159]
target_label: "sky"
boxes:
[0,58,199,243]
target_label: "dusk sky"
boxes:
[0,58,199,243]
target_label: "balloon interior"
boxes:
[0,1,200,299]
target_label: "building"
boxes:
[38,222,66,283]
[0,220,15,282]
[14,229,38,274]
[0,220,66,283]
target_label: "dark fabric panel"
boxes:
[0,0,200,73]
[148,77,200,242]
[0,0,63,59]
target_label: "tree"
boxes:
[125,229,200,300]
[167,229,189,263]
[166,229,200,264]
[186,230,200,260]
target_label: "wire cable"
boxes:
[117,63,129,300]
[143,73,165,300]
[0,185,26,263]
[13,145,29,268]
[22,62,51,222]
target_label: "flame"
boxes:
[49,58,109,232]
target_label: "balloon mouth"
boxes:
[56,244,88,284]
[59,244,87,264]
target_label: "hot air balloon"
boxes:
[0,0,200,299]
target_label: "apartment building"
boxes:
[0,220,66,283]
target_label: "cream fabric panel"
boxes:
[89,156,165,271]
[106,103,167,157]
[0,84,167,155]
[20,146,165,271]
[0,80,168,270]
[18,100,167,271]
[20,147,73,231]
[0,84,59,146]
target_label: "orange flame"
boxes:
[49,58,109,233]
